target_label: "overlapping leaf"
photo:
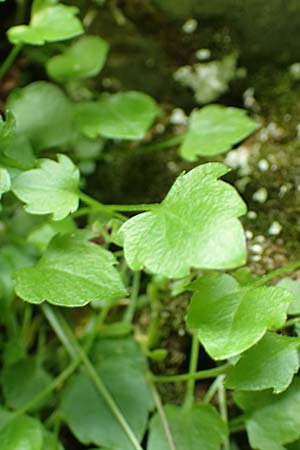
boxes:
[226,333,299,393]
[7,0,83,45]
[12,154,79,221]
[47,35,109,82]
[187,273,293,359]
[147,404,227,450]
[120,163,247,278]
[14,232,127,307]
[75,91,159,140]
[7,82,73,151]
[60,337,153,450]
[180,105,258,161]
[0,412,43,450]
[234,379,300,450]
[277,278,300,314]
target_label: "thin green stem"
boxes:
[183,332,200,410]
[42,304,143,450]
[281,317,300,329]
[229,415,246,434]
[150,382,177,450]
[0,44,23,81]
[150,363,230,383]
[123,271,141,323]
[109,203,158,212]
[252,261,300,288]
[147,283,161,349]
[217,375,230,450]
[203,376,223,404]
[139,134,185,153]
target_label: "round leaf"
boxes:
[277,278,300,315]
[0,414,43,450]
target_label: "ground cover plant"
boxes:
[1,1,300,449]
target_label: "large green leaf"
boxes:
[234,379,300,450]
[277,278,300,315]
[7,0,83,45]
[12,154,79,221]
[75,91,159,140]
[147,404,227,450]
[60,337,153,450]
[14,232,126,307]
[0,412,43,450]
[226,333,299,393]
[47,35,109,83]
[187,273,293,359]
[7,82,73,151]
[2,357,53,410]
[119,163,247,278]
[180,105,258,161]
[0,168,11,199]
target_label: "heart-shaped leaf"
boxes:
[14,232,127,307]
[120,163,247,278]
[7,0,83,45]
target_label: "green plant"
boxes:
[0,2,299,450]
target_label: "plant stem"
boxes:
[123,271,141,323]
[150,382,177,450]
[253,261,300,288]
[0,43,23,81]
[203,375,223,404]
[150,363,231,383]
[217,375,230,450]
[229,415,246,434]
[139,134,185,153]
[147,283,161,349]
[281,317,300,329]
[42,304,143,450]
[183,332,200,410]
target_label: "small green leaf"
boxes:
[226,333,299,393]
[47,35,109,82]
[234,379,300,450]
[12,154,79,220]
[75,91,159,140]
[60,337,153,449]
[148,404,227,450]
[7,0,83,45]
[0,413,43,450]
[4,135,36,169]
[0,168,11,198]
[180,105,258,161]
[120,163,247,278]
[277,278,300,314]
[2,357,53,410]
[14,232,126,307]
[28,217,76,252]
[43,431,65,450]
[187,273,293,359]
[7,82,73,151]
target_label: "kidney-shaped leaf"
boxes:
[234,379,300,450]
[14,232,127,307]
[7,82,73,151]
[187,273,293,359]
[277,278,300,315]
[47,35,109,83]
[119,163,247,278]
[148,404,227,450]
[12,154,79,221]
[60,337,153,450]
[226,333,299,393]
[180,105,258,161]
[0,413,43,450]
[7,0,83,45]
[75,91,159,140]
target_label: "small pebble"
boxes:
[182,18,198,34]
[253,188,268,203]
[195,48,211,61]
[258,159,269,171]
[247,211,257,219]
[268,221,282,236]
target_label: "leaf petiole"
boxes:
[0,43,23,81]
[183,332,200,410]
[150,363,231,383]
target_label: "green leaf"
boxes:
[187,273,293,359]
[28,217,76,252]
[148,404,227,450]
[0,413,43,450]
[60,337,153,449]
[75,91,159,140]
[14,232,126,307]
[12,154,79,221]
[226,333,299,393]
[7,0,83,45]
[43,431,65,450]
[0,111,16,151]
[120,163,247,278]
[180,105,258,161]
[47,35,109,82]
[0,168,11,198]
[277,278,300,314]
[2,357,53,410]
[234,378,300,450]
[7,82,73,151]
[4,135,36,169]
